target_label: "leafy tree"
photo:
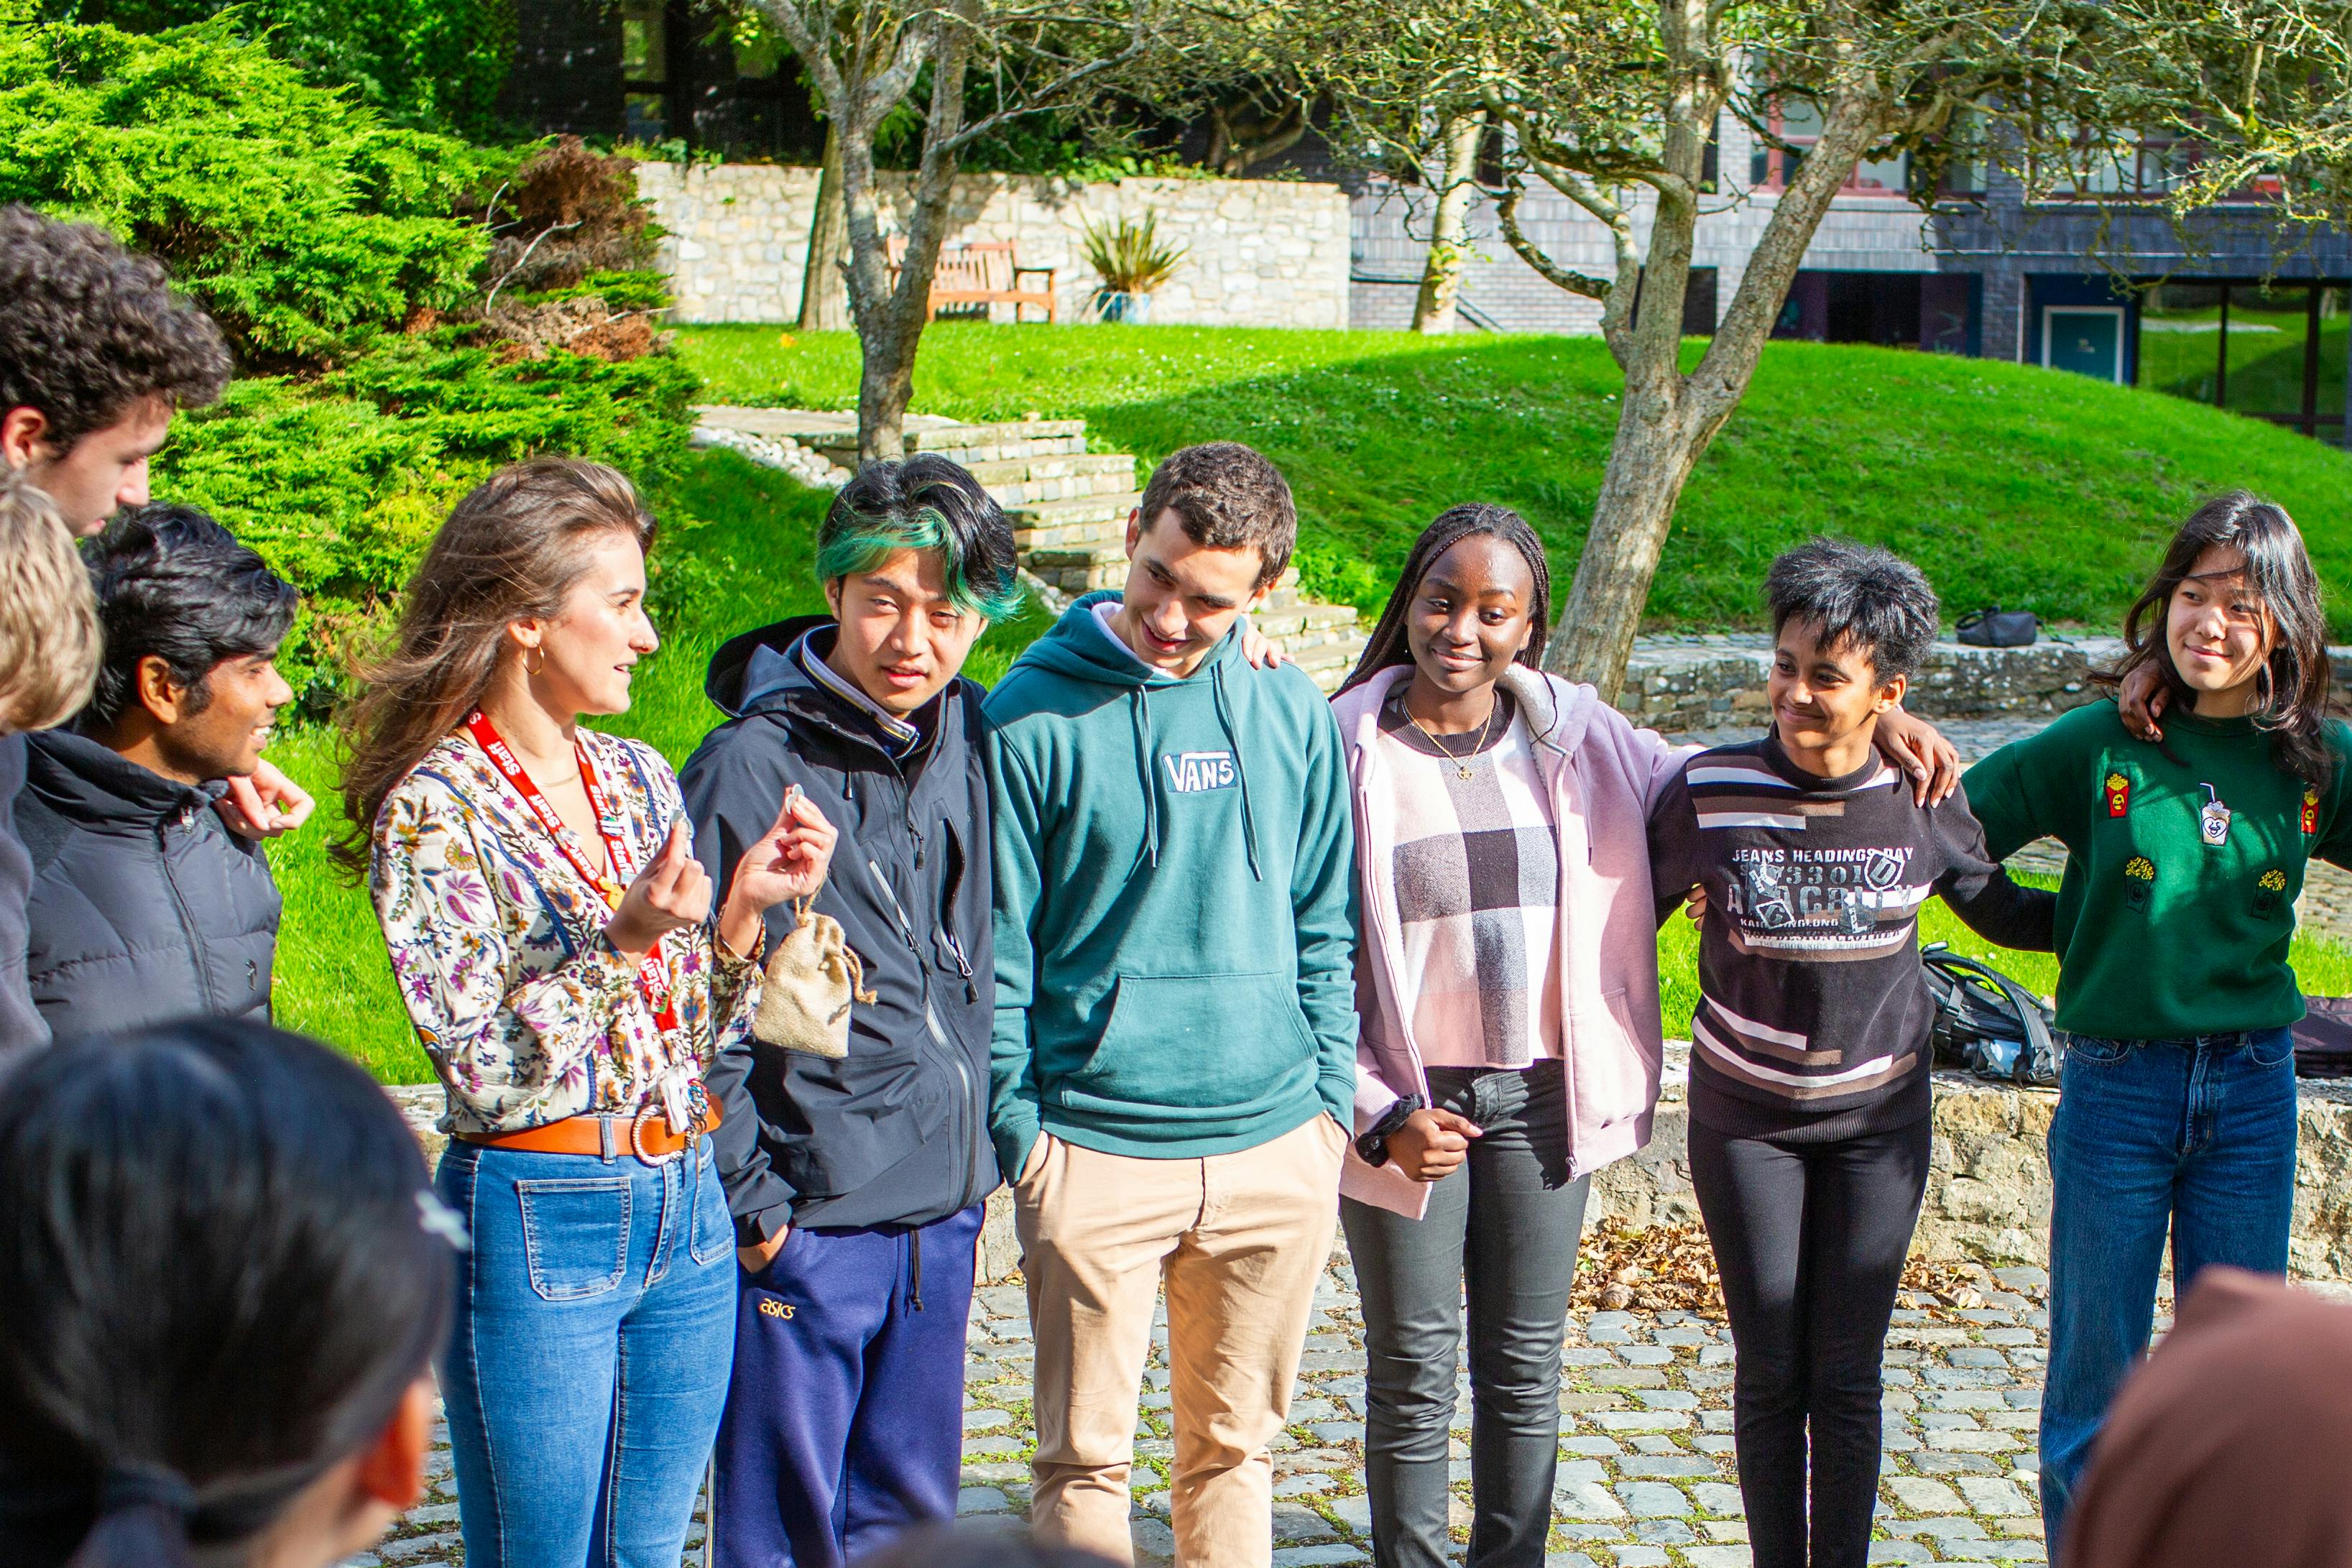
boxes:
[737,0,1181,461]
[1290,0,2352,698]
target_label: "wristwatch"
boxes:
[1355,1096,1425,1167]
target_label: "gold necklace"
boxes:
[1407,697,1498,782]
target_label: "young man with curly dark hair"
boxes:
[0,206,231,538]
[0,206,310,1055]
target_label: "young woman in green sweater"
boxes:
[1961,492,2352,1551]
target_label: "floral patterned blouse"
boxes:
[371,728,762,1135]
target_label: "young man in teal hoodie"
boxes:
[985,442,1357,1567]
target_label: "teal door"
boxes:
[2044,308,2124,382]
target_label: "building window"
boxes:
[2138,280,2351,440]
[1748,98,1907,195]
[621,1,668,143]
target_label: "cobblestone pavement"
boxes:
[356,1242,2082,1568]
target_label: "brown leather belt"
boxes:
[456,1100,722,1166]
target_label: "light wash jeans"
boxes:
[437,1137,737,1568]
[2039,1027,2297,1550]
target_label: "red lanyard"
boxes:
[464,710,681,1034]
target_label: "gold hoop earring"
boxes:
[523,645,546,676]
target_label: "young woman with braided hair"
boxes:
[1332,506,1963,1568]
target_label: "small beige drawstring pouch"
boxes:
[752,898,876,1059]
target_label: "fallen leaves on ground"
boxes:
[1570,1222,2008,1323]
[1571,1220,1725,1317]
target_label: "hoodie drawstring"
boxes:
[1131,687,1161,867]
[908,1225,924,1312]
[1210,663,1263,882]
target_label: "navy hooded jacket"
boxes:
[681,617,998,1242]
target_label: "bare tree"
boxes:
[744,0,1176,460]
[1296,0,2352,699]
[1412,112,1485,333]
[797,124,851,331]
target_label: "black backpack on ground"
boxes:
[1955,608,2042,648]
[1922,944,2062,1087]
[2292,995,2352,1079]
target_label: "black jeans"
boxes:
[1340,1063,1592,1568]
[1688,1114,1931,1568]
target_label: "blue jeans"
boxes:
[2041,1028,2297,1549]
[437,1138,738,1568]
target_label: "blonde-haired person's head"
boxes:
[0,466,98,733]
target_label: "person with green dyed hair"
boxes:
[680,453,1022,1568]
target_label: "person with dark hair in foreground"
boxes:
[2059,1266,2352,1568]
[1646,540,2052,1568]
[683,455,1021,1568]
[19,504,297,1036]
[0,1017,459,1568]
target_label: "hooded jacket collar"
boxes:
[1332,661,1603,767]
[1006,591,1263,877]
[705,614,956,760]
[24,729,226,830]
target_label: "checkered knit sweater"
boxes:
[1376,685,1562,1069]
[1646,735,2054,1140]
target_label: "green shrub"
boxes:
[0,9,501,362]
[40,0,517,138]
[160,333,698,711]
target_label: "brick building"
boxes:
[1350,111,2352,446]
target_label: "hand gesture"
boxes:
[2116,660,2169,741]
[216,757,316,839]
[1388,1107,1482,1184]
[726,788,838,916]
[1873,709,1960,807]
[606,824,712,958]
[1240,617,1291,671]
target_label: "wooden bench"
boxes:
[888,238,1056,323]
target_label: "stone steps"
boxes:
[967,453,1138,507]
[690,407,1372,691]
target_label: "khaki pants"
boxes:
[1015,1114,1347,1568]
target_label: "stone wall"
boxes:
[395,1069,2352,1285]
[1620,632,2130,731]
[1594,1048,2352,1281]
[1620,632,2352,733]
[637,162,1352,330]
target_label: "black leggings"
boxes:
[1688,1115,1931,1568]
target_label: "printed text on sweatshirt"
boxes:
[1647,737,2055,1140]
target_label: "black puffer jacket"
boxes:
[17,730,279,1039]
[682,618,999,1242]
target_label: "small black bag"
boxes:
[1922,944,2062,1087]
[1956,608,2041,648]
[2292,995,2352,1079]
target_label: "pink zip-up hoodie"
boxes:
[1334,664,1688,1219]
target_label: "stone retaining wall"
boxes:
[1623,632,2352,733]
[394,1066,2352,1284]
[636,162,1352,330]
[1620,632,2129,731]
[1592,1048,2352,1281]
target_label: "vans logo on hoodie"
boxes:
[1161,750,1237,794]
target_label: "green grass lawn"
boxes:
[280,323,2352,1079]
[684,323,2352,637]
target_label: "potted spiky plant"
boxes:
[1080,211,1188,323]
